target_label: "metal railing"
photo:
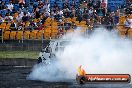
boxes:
[0,24,132,43]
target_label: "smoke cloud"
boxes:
[27,28,132,82]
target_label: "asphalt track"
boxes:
[0,66,132,88]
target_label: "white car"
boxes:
[37,40,69,64]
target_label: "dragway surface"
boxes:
[0,66,131,88]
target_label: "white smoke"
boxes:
[28,28,132,82]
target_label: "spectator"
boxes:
[92,10,98,23]
[102,13,113,30]
[63,2,68,9]
[88,0,93,8]
[50,10,55,18]
[114,11,119,25]
[20,4,25,10]
[1,6,8,17]
[47,3,50,13]
[64,21,71,30]
[28,3,33,13]
[96,7,105,24]
[0,2,6,10]
[17,21,23,30]
[86,19,93,26]
[35,7,40,19]
[63,9,69,18]
[100,0,106,8]
[22,12,28,22]
[124,15,132,28]
[19,0,25,8]
[0,0,130,35]
[72,22,77,30]
[71,7,76,17]
[33,0,38,9]
[96,0,101,9]
[30,9,35,18]
[58,9,63,17]
[7,1,14,12]
[53,2,59,12]
[125,5,132,14]
[25,9,31,17]
[58,23,65,36]
[10,20,17,31]
[29,20,36,30]
[88,7,94,16]
[83,9,89,20]
[124,15,132,36]
[0,14,4,24]
[107,13,114,30]
[36,23,43,30]
[5,13,13,22]
[18,9,24,18]
[19,0,25,4]
[43,3,47,10]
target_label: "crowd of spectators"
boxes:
[0,0,131,34]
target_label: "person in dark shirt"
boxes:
[88,0,93,8]
[83,10,89,20]
[0,2,6,10]
[77,13,83,22]
[0,14,4,24]
[22,12,28,22]
[41,15,48,24]
[63,3,69,9]
[10,20,17,31]
[35,8,40,19]
[64,22,71,30]
[63,12,69,18]
[125,5,132,14]
[114,13,119,25]
[102,13,114,31]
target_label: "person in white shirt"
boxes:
[16,14,22,22]
[7,1,14,12]
[124,15,132,36]
[0,14,4,24]
[58,9,63,16]
[124,16,132,28]
[5,13,13,22]
[43,3,47,10]
[88,7,93,16]
[9,15,13,20]
[18,9,24,18]
[47,3,50,12]
[25,10,31,17]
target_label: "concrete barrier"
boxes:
[0,58,37,66]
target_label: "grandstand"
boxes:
[0,0,132,88]
[0,0,132,43]
[0,1,132,88]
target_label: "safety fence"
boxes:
[0,25,93,43]
[1,26,132,42]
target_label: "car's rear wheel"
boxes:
[76,75,86,84]
[79,76,86,84]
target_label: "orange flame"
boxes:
[77,65,86,76]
